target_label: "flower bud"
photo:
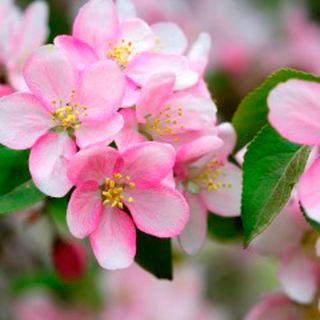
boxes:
[52,238,86,282]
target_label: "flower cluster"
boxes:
[0,0,242,270]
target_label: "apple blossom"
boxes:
[101,264,228,320]
[67,142,189,269]
[0,45,125,197]
[252,193,320,305]
[116,72,217,152]
[175,123,242,254]
[0,0,48,91]
[268,79,320,225]
[55,0,198,95]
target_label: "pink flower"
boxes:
[0,0,48,90]
[268,79,320,225]
[252,194,320,305]
[55,0,198,95]
[0,45,125,197]
[67,142,189,269]
[116,73,217,152]
[101,264,227,320]
[176,123,242,254]
[245,293,304,320]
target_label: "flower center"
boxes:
[190,159,232,192]
[107,39,134,68]
[51,91,88,131]
[141,105,185,140]
[101,173,135,209]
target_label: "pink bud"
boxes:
[52,239,86,282]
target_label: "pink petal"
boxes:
[8,1,48,70]
[90,206,136,270]
[121,78,140,107]
[54,35,98,70]
[125,185,189,238]
[175,69,199,91]
[178,193,207,255]
[136,72,175,123]
[116,0,137,21]
[7,68,28,92]
[75,111,124,148]
[23,45,77,111]
[299,158,320,223]
[0,93,53,149]
[279,250,318,304]
[188,32,211,76]
[200,162,242,217]
[77,60,125,119]
[119,18,155,54]
[152,22,187,54]
[73,0,120,59]
[268,79,320,145]
[67,181,103,239]
[245,294,301,320]
[252,203,304,257]
[0,84,13,97]
[115,108,145,152]
[164,92,217,139]
[120,142,176,187]
[186,79,211,98]
[126,52,198,90]
[29,132,76,197]
[216,122,237,160]
[176,135,223,165]
[68,144,119,185]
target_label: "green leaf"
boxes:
[242,125,311,245]
[0,180,45,214]
[232,68,320,152]
[135,230,172,280]
[207,213,243,241]
[46,197,69,233]
[0,146,30,195]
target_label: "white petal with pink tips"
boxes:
[0,93,53,149]
[268,79,320,145]
[200,162,242,217]
[120,141,176,187]
[67,181,103,239]
[179,193,207,255]
[90,206,136,270]
[125,185,189,238]
[29,132,76,197]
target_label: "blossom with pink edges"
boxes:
[101,264,227,320]
[0,0,48,91]
[67,142,189,269]
[175,123,242,254]
[116,72,217,152]
[0,45,125,197]
[55,0,198,99]
[252,194,320,306]
[268,79,320,225]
